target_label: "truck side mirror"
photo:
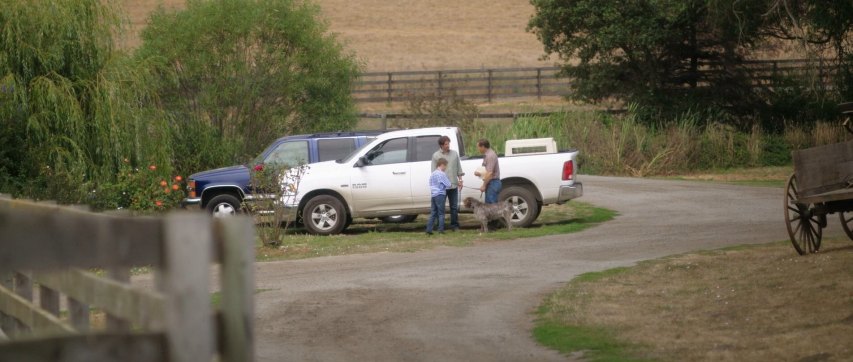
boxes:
[355,156,368,167]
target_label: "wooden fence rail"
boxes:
[353,58,839,104]
[0,194,255,362]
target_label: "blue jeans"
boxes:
[427,194,446,233]
[446,187,460,229]
[485,179,502,204]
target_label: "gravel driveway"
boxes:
[252,175,842,361]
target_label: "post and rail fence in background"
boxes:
[353,58,839,104]
[0,195,256,362]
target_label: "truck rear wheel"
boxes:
[206,194,241,217]
[500,186,540,228]
[303,195,348,235]
[381,214,418,223]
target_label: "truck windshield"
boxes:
[337,141,371,163]
[337,136,379,163]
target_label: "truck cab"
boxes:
[183,131,384,216]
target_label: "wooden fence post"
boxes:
[818,58,825,87]
[487,70,493,103]
[772,61,778,85]
[13,273,32,334]
[386,72,393,104]
[536,68,542,100]
[67,297,89,332]
[160,213,214,362]
[68,205,91,332]
[105,268,131,332]
[217,217,256,362]
[437,71,443,97]
[0,273,16,337]
[38,286,59,320]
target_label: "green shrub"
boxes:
[761,135,792,166]
[138,0,360,163]
[89,161,186,212]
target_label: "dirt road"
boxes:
[253,175,842,361]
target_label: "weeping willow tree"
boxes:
[0,0,173,203]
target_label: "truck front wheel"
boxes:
[303,195,348,235]
[500,186,540,228]
[206,194,241,217]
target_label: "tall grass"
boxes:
[467,108,849,176]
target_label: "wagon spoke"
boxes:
[840,211,853,242]
[810,216,821,225]
[805,224,814,253]
[809,228,818,253]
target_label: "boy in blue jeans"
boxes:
[427,158,451,235]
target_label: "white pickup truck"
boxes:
[284,127,583,235]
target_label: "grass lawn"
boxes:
[254,201,615,261]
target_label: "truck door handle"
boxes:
[392,171,406,175]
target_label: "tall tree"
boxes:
[527,0,776,120]
[763,0,853,99]
[0,0,172,202]
[137,0,361,162]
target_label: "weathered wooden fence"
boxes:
[353,58,839,104]
[0,195,255,362]
[354,66,570,103]
[357,111,570,129]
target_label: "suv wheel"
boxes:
[206,194,241,217]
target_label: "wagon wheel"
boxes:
[784,174,822,254]
[841,211,853,241]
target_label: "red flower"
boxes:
[254,164,264,171]
[164,188,171,194]
[155,200,163,207]
[171,184,180,191]
[149,165,157,171]
[174,175,183,182]
[159,180,168,187]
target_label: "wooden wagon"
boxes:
[784,102,853,254]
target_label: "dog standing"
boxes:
[463,197,513,232]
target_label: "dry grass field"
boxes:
[118,0,554,71]
[537,238,853,361]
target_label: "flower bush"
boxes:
[90,159,185,212]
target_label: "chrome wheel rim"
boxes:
[212,202,236,217]
[506,195,529,222]
[310,203,338,231]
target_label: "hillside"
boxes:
[119,0,554,72]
